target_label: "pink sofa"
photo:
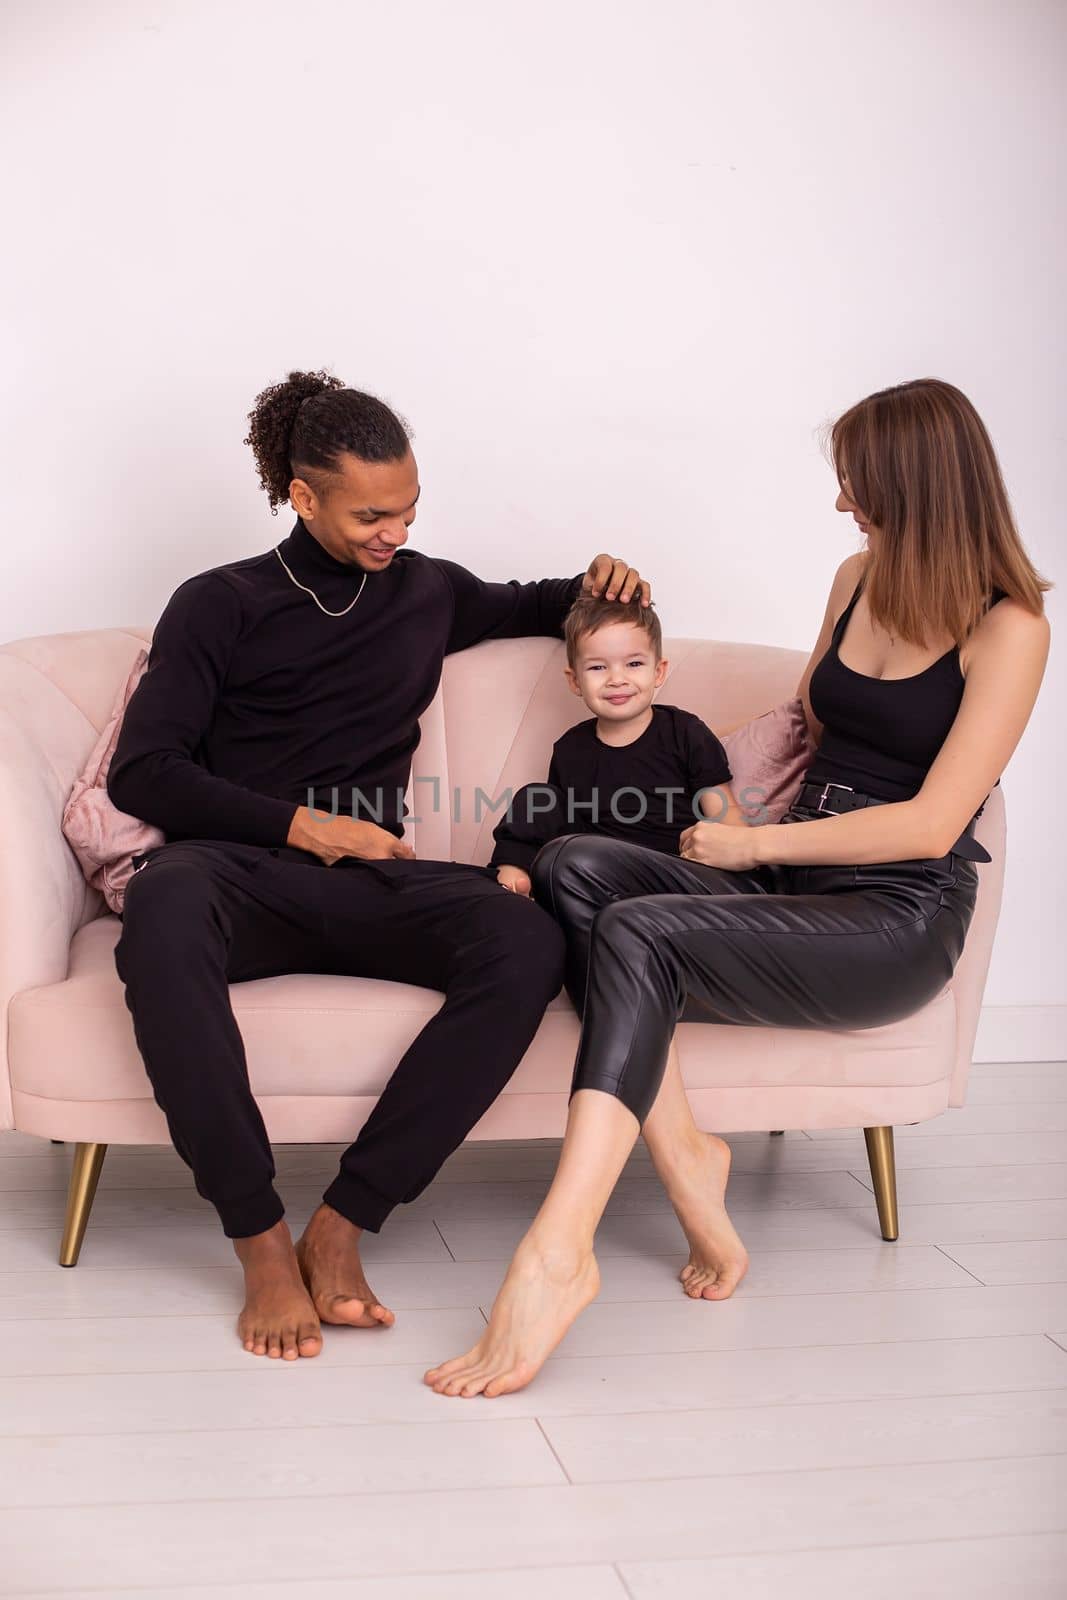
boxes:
[0,625,1006,1264]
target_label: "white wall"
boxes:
[2,0,1064,1032]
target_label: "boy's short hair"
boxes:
[564,593,662,670]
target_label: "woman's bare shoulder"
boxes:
[963,593,1050,670]
[825,550,867,611]
[837,550,868,580]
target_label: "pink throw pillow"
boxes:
[721,697,816,825]
[62,649,165,914]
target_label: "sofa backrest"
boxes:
[432,635,809,866]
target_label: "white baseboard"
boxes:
[974,1006,1067,1063]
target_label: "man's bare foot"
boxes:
[423,1237,600,1399]
[294,1202,395,1330]
[233,1219,323,1359]
[658,1130,749,1300]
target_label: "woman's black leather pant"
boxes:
[530,805,980,1126]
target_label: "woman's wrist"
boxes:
[750,822,779,866]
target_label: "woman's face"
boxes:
[835,472,874,541]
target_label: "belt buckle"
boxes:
[817,781,854,815]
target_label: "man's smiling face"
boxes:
[290,450,421,572]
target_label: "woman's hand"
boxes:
[679,819,765,871]
[496,865,533,896]
[582,555,652,607]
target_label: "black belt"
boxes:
[791,780,992,864]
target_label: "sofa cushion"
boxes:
[721,697,815,823]
[9,913,956,1110]
[62,649,164,914]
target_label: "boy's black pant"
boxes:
[114,841,566,1239]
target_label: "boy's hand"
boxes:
[496,865,533,896]
[699,783,754,829]
[582,554,652,607]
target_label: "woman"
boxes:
[425,377,1051,1399]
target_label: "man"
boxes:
[108,369,651,1360]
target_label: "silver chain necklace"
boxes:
[274,545,367,617]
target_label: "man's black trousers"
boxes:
[114,842,566,1239]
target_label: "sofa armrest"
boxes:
[948,784,1007,1106]
[0,707,95,1129]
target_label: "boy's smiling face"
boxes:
[565,620,669,725]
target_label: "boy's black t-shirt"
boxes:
[490,703,732,871]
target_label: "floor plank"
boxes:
[1,1567,629,1600]
[1,1335,1063,1437]
[0,1417,566,1508]
[2,1457,1061,1590]
[620,1531,1067,1599]
[937,1239,1067,1285]
[434,1198,1067,1260]
[0,1241,978,1323]
[543,1388,1067,1481]
[6,1283,1067,1377]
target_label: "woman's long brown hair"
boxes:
[830,378,1051,647]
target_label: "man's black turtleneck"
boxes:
[107,520,584,846]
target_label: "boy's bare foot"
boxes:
[424,1237,600,1398]
[233,1219,323,1359]
[658,1130,749,1300]
[294,1202,395,1329]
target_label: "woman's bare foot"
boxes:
[233,1219,323,1359]
[294,1202,395,1330]
[658,1130,749,1300]
[424,1237,600,1398]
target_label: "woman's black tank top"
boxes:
[806,573,1007,802]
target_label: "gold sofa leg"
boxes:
[59,1143,108,1267]
[864,1126,899,1241]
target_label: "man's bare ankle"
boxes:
[232,1219,294,1259]
[306,1202,363,1239]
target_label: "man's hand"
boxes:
[679,818,766,872]
[582,554,652,607]
[496,864,533,896]
[287,807,417,867]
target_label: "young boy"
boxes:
[491,594,747,894]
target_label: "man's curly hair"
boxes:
[243,369,413,513]
[564,593,662,670]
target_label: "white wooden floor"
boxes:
[2,1063,1066,1597]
